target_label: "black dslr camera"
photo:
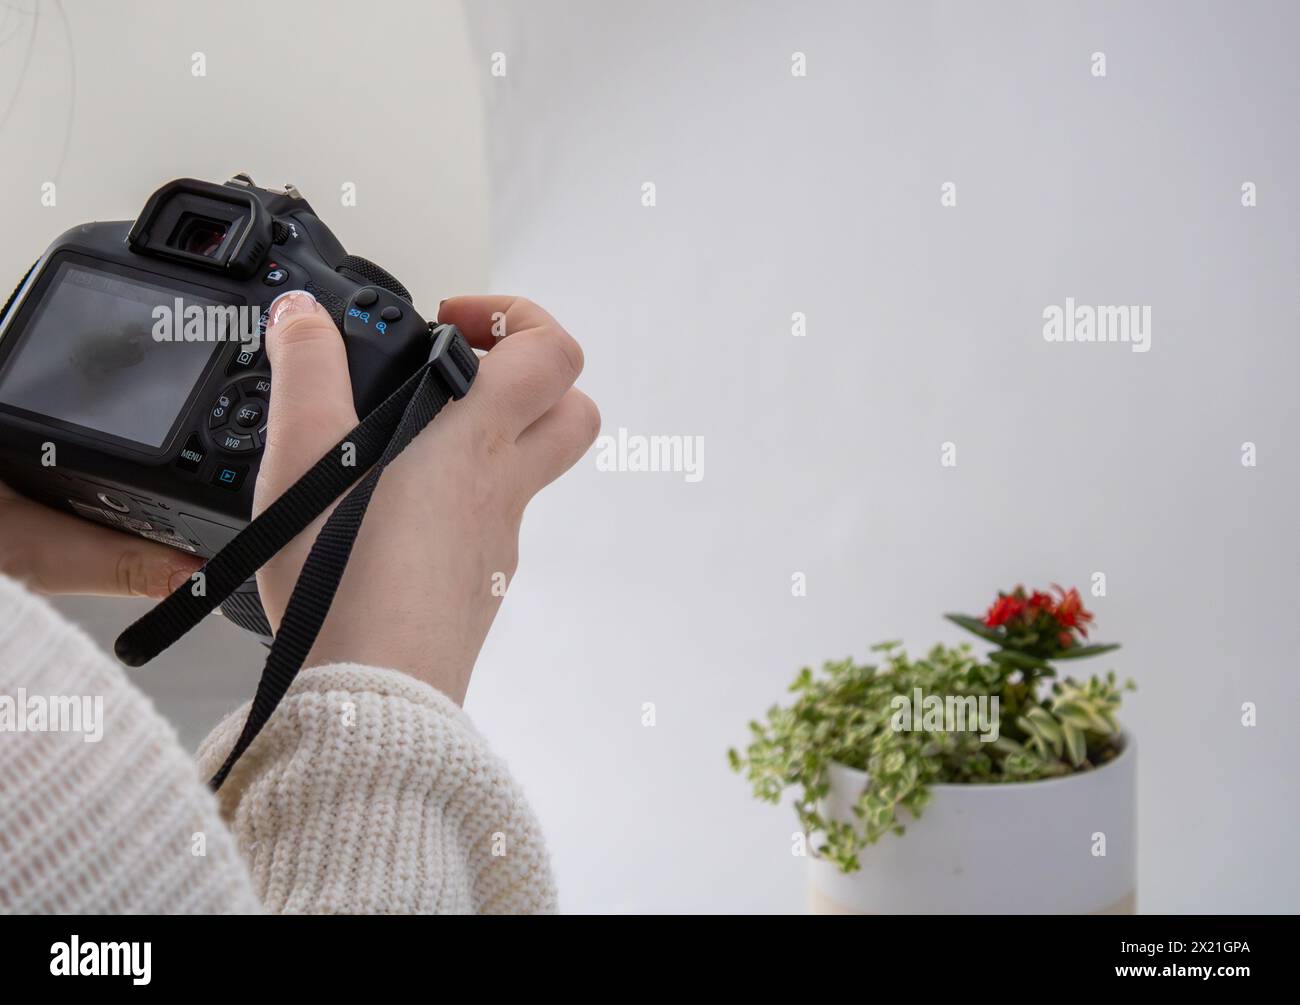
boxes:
[0,174,449,639]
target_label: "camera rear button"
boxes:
[176,434,207,473]
[239,375,272,397]
[209,391,238,428]
[218,431,257,453]
[353,287,379,308]
[234,401,264,428]
[227,347,263,374]
[210,465,248,491]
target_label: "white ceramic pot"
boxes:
[808,735,1136,914]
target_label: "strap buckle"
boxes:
[428,323,477,399]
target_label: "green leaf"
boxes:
[944,613,1005,645]
[989,649,1053,672]
[1062,723,1086,766]
[1020,707,1064,758]
[1052,643,1121,660]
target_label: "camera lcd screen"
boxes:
[0,263,222,449]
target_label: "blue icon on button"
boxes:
[210,464,245,490]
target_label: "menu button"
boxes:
[175,434,206,473]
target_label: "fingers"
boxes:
[257,291,359,509]
[439,296,586,440]
[438,295,558,350]
[516,388,601,489]
[0,492,203,599]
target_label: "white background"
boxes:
[4,0,1297,912]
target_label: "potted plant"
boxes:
[729,586,1137,914]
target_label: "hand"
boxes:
[0,482,203,599]
[252,291,599,703]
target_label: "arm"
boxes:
[0,574,555,913]
[197,291,590,913]
[0,572,262,914]
[1,292,590,915]
[194,663,557,914]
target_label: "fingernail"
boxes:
[167,568,194,594]
[268,290,317,328]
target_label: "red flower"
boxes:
[1052,584,1094,638]
[1027,590,1054,610]
[984,594,1025,628]
[959,584,1106,659]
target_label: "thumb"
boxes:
[0,491,203,599]
[256,290,359,513]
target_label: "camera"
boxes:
[0,174,447,640]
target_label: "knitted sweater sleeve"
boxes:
[0,573,262,913]
[193,663,558,914]
[0,574,557,914]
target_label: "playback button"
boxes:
[210,464,247,490]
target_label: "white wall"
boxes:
[3,0,1296,913]
[462,0,1299,912]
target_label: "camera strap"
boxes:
[115,324,478,789]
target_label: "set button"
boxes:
[234,400,264,428]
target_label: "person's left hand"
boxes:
[0,481,204,599]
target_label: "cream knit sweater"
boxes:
[0,573,557,914]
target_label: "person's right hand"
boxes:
[250,292,599,704]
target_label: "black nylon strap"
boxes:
[114,324,477,789]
